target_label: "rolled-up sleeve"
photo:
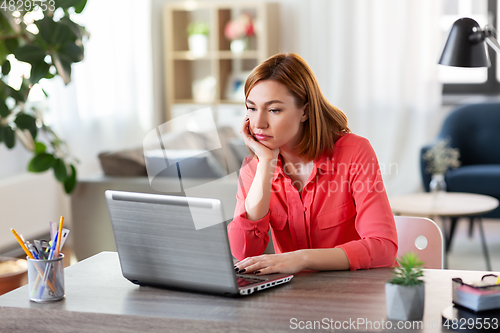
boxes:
[227,157,270,260]
[336,138,398,270]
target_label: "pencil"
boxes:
[55,216,64,258]
[10,228,34,259]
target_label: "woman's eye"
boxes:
[246,107,256,112]
[269,109,280,114]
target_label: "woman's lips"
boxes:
[254,134,272,140]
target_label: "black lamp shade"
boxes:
[439,18,490,68]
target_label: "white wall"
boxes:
[0,173,69,253]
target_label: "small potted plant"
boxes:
[385,252,425,321]
[224,12,255,53]
[187,21,209,57]
[423,137,460,193]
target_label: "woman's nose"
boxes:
[254,111,268,129]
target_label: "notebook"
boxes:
[105,190,293,296]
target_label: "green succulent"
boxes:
[388,252,424,287]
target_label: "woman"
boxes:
[228,53,397,275]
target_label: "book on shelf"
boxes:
[452,275,500,312]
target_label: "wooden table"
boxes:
[390,192,499,270]
[0,251,498,332]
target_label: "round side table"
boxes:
[390,192,499,270]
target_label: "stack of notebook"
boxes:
[453,275,500,312]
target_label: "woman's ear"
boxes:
[300,103,309,122]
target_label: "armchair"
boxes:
[420,102,500,251]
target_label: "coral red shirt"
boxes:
[227,133,398,270]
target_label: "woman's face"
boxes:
[245,80,308,151]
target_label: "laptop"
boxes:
[105,190,293,296]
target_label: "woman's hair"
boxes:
[244,53,350,161]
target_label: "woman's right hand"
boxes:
[240,117,279,162]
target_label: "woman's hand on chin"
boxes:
[240,118,279,162]
[234,251,306,275]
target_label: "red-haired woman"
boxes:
[228,53,397,274]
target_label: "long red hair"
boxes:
[245,53,350,161]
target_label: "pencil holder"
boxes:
[27,254,65,302]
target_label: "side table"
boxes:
[390,192,499,270]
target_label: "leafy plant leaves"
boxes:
[2,125,16,148]
[6,84,27,103]
[13,44,50,84]
[60,43,84,63]
[63,164,77,194]
[55,0,86,10]
[34,142,47,154]
[0,100,9,118]
[1,59,11,75]
[14,44,46,64]
[74,0,88,14]
[14,113,38,139]
[53,158,68,182]
[30,60,51,84]
[52,53,72,84]
[28,153,55,172]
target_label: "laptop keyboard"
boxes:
[236,275,267,287]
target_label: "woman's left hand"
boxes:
[234,251,306,275]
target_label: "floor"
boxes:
[445,217,500,272]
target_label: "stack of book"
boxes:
[453,275,500,312]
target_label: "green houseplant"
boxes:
[385,252,425,320]
[187,21,209,57]
[0,0,88,193]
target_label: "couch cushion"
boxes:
[144,149,224,179]
[446,165,500,197]
[98,149,147,177]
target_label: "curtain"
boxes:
[277,0,443,196]
[42,0,154,176]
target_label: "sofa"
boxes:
[70,127,278,261]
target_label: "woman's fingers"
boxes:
[239,117,279,161]
[235,255,276,274]
[234,252,304,275]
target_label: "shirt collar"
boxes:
[273,151,335,182]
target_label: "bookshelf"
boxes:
[163,1,280,124]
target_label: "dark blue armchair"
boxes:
[420,102,500,253]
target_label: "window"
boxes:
[439,0,500,95]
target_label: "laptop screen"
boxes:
[106,190,239,294]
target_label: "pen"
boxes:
[48,231,59,260]
[10,228,34,259]
[27,242,39,260]
[54,216,64,258]
[39,230,59,298]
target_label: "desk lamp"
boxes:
[439,17,500,67]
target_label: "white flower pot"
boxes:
[385,283,425,321]
[188,34,208,57]
[230,38,248,53]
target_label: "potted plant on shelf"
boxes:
[224,12,255,53]
[423,137,460,193]
[386,252,425,321]
[187,21,209,57]
[0,1,88,193]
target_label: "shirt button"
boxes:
[304,207,307,212]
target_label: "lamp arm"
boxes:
[486,36,500,54]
